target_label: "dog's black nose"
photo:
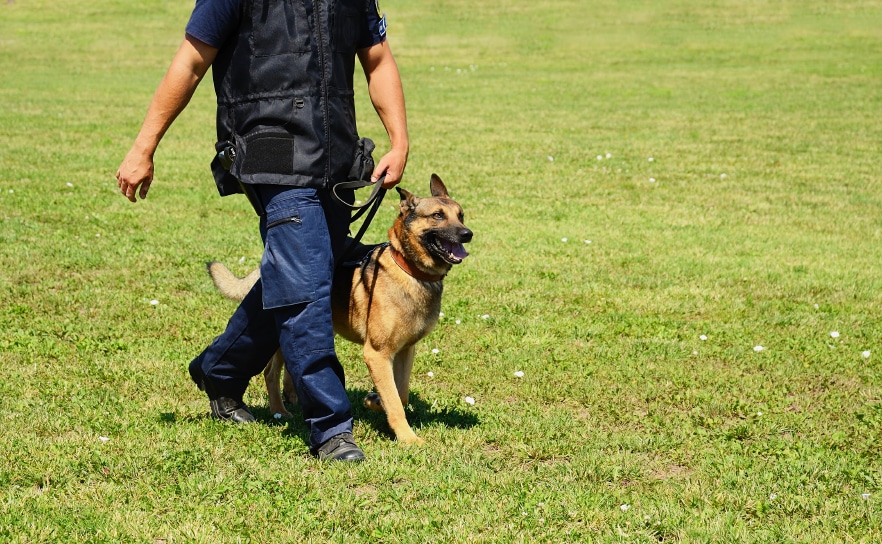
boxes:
[459,228,473,243]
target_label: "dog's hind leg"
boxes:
[362,344,423,444]
[282,365,297,406]
[264,349,293,419]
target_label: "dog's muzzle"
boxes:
[431,228,472,265]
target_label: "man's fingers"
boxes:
[381,175,400,190]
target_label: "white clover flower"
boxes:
[754,345,764,352]
[699,335,707,341]
[66,182,74,188]
[464,396,475,405]
[584,240,592,244]
[514,371,524,378]
[548,156,554,162]
[861,351,871,359]
[426,371,434,377]
[720,173,727,179]
[481,314,490,320]
[150,300,159,306]
[649,178,656,183]
[605,153,612,159]
[769,493,777,500]
[99,436,110,442]
[455,319,461,325]
[830,331,840,338]
[431,348,440,354]
[620,504,630,512]
[648,157,654,162]
[861,493,871,500]
[561,237,568,242]
[439,312,444,318]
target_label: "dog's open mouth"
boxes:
[430,235,469,265]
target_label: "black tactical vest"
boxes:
[211,0,369,190]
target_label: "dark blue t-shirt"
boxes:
[185,0,387,50]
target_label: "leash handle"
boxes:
[331,175,386,212]
[336,176,387,265]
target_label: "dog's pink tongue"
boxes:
[441,239,469,260]
[452,244,469,260]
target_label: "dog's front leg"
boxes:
[392,345,415,409]
[362,344,423,444]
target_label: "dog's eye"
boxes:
[432,212,445,220]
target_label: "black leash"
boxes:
[332,175,387,264]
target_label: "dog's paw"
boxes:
[399,434,425,445]
[363,392,384,412]
[271,409,294,420]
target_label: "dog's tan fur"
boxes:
[208,174,471,444]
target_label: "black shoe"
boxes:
[189,359,255,423]
[210,397,256,423]
[313,433,365,462]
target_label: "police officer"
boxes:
[116,0,409,462]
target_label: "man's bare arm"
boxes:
[116,36,218,202]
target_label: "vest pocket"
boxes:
[240,132,296,176]
[333,2,362,52]
[250,0,311,56]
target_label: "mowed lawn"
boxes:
[1,0,880,541]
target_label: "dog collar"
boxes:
[388,246,445,282]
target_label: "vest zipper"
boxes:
[314,0,331,187]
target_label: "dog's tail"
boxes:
[206,261,260,302]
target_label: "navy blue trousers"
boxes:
[191,186,353,449]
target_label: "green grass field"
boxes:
[2,0,881,541]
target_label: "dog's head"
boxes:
[391,174,473,276]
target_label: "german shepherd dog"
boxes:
[207,174,472,444]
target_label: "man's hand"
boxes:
[116,147,154,202]
[372,147,408,189]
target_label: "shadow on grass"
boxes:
[160,388,478,450]
[254,387,480,445]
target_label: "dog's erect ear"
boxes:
[396,186,418,213]
[396,186,413,201]
[429,173,449,198]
